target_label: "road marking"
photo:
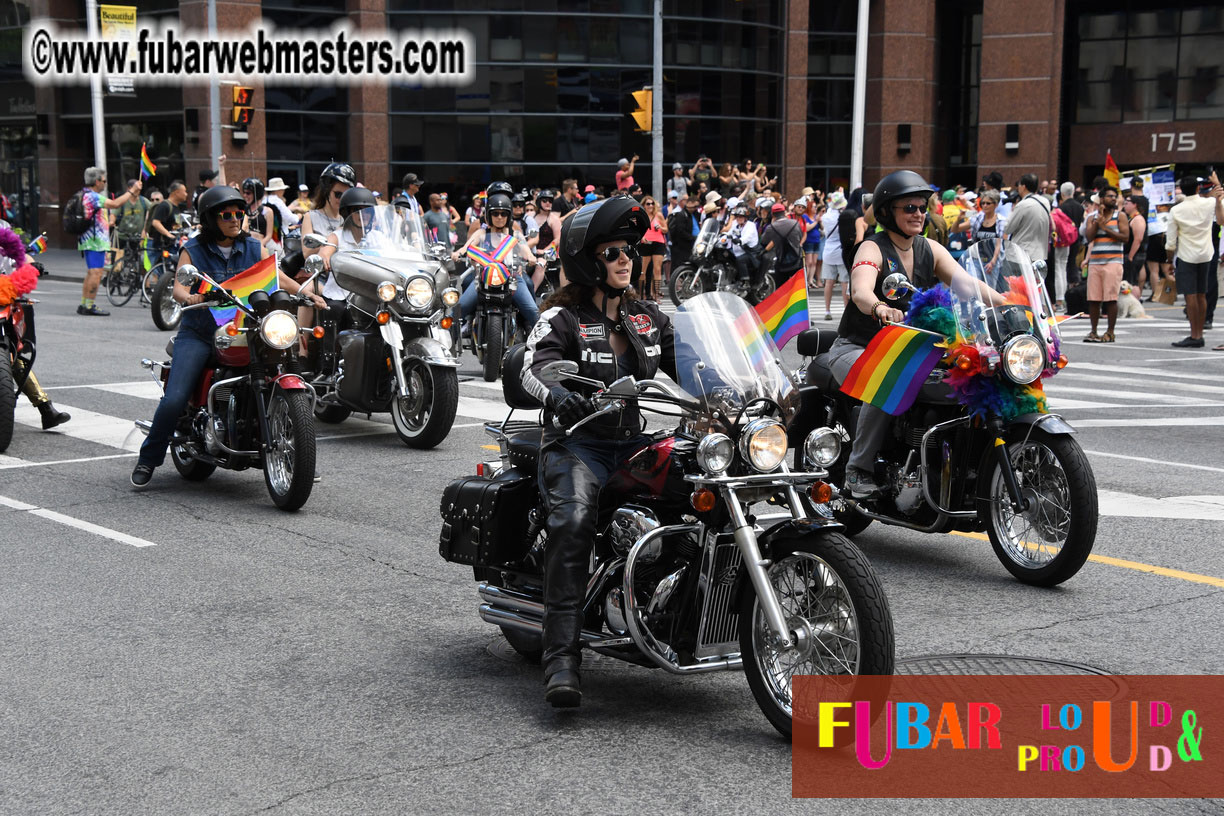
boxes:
[1044,385,1220,405]
[1098,489,1224,521]
[1056,372,1224,395]
[0,493,156,547]
[44,380,162,391]
[1083,450,1224,474]
[1074,416,1224,428]
[0,452,137,470]
[14,400,143,451]
[90,381,164,400]
[1045,397,1125,410]
[950,531,1224,588]
[1074,362,1223,381]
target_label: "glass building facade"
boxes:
[804,0,855,192]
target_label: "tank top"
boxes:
[837,232,936,347]
[975,219,1001,239]
[1088,211,1124,266]
[309,209,343,236]
[643,215,665,244]
[534,216,555,249]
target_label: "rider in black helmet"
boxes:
[454,183,541,329]
[828,170,1006,499]
[519,196,681,709]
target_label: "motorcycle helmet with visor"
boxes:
[559,196,648,295]
[486,192,513,221]
[320,162,357,189]
[338,187,377,231]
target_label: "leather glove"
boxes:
[548,386,596,428]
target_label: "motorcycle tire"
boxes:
[500,626,543,665]
[669,264,703,307]
[749,273,777,306]
[105,255,137,307]
[171,439,217,481]
[977,427,1098,587]
[390,359,459,449]
[739,530,894,739]
[313,403,351,424]
[0,352,17,454]
[150,268,182,332]
[263,389,316,511]
[482,313,504,382]
[141,265,159,305]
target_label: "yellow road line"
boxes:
[950,531,1224,589]
[481,444,499,451]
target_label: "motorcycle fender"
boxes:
[1009,412,1075,435]
[380,321,405,350]
[729,518,845,612]
[404,335,460,368]
[270,373,309,391]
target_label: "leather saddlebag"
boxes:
[439,474,535,567]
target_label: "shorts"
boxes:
[804,242,821,256]
[820,261,849,283]
[638,242,665,257]
[1175,258,1212,296]
[1146,233,1167,263]
[84,250,107,268]
[1086,262,1124,302]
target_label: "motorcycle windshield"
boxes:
[347,205,428,260]
[671,292,800,425]
[691,218,720,258]
[957,238,1059,353]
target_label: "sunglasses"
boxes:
[489,210,510,218]
[598,244,640,263]
[218,209,244,222]
[895,203,928,214]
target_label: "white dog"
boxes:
[1117,281,1151,319]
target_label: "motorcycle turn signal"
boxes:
[809,481,833,504]
[376,310,392,325]
[312,326,325,339]
[690,488,716,513]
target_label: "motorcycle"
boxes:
[0,275,38,453]
[301,205,461,449]
[669,218,774,307]
[438,292,894,737]
[136,264,318,511]
[463,248,540,383]
[532,245,561,306]
[789,239,1098,586]
[150,216,197,332]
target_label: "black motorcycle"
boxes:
[669,217,774,306]
[462,250,540,382]
[788,240,1098,586]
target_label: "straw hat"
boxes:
[265,177,289,192]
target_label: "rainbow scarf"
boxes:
[26,234,47,255]
[841,324,946,416]
[466,235,517,285]
[754,269,808,349]
[140,143,156,180]
[195,255,279,327]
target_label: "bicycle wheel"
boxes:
[142,262,162,306]
[105,253,138,307]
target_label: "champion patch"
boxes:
[579,323,606,339]
[628,313,653,334]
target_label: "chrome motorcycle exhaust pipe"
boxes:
[133,419,152,436]
[478,604,609,645]
[477,582,544,616]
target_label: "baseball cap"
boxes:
[770,202,786,214]
[962,190,977,201]
[941,189,956,202]
[667,190,678,199]
[672,162,683,170]
[584,184,596,193]
[298,183,309,192]
[584,192,598,204]
[199,168,219,183]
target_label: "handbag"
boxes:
[1154,276,1177,306]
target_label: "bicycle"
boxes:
[105,235,149,308]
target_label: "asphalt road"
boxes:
[2,256,1222,814]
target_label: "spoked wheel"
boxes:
[0,353,17,454]
[170,439,216,481]
[105,255,138,307]
[669,264,703,307]
[748,272,776,305]
[151,268,181,331]
[390,359,459,449]
[141,264,159,305]
[978,428,1097,587]
[739,532,894,738]
[263,390,316,511]
[482,313,503,382]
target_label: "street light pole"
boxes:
[652,0,663,203]
[208,0,221,167]
[850,0,869,191]
[84,0,106,170]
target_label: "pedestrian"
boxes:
[1145,202,1172,300]
[818,190,847,319]
[761,201,804,290]
[76,166,142,316]
[113,177,151,269]
[1056,181,1084,295]
[666,163,688,200]
[639,196,667,300]
[399,173,424,216]
[191,155,227,211]
[1123,194,1148,296]
[799,197,821,288]
[423,192,453,246]
[289,183,313,215]
[1166,175,1223,348]
[615,156,637,191]
[1082,185,1129,343]
[690,156,715,190]
[1004,173,1052,276]
[666,194,700,268]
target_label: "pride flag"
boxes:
[140,143,156,180]
[731,306,773,372]
[840,324,946,416]
[753,269,808,349]
[466,235,517,269]
[1103,150,1119,188]
[26,234,47,255]
[196,255,279,327]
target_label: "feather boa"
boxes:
[0,226,25,266]
[0,227,37,305]
[905,282,1048,421]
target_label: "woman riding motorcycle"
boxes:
[828,170,1007,499]
[454,183,541,329]
[296,162,356,352]
[131,185,325,488]
[519,196,680,707]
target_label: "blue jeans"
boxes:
[459,276,539,329]
[138,328,214,468]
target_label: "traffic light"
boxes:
[231,86,254,140]
[630,88,652,132]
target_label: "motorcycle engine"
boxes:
[888,463,925,515]
[609,506,661,564]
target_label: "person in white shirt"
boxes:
[724,205,759,285]
[1166,174,1224,348]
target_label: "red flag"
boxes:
[1104,150,1120,188]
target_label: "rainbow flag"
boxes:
[731,306,773,372]
[753,269,808,349]
[196,255,279,326]
[26,234,48,255]
[140,143,156,180]
[466,235,517,270]
[840,324,946,416]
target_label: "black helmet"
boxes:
[197,185,246,222]
[872,170,936,234]
[511,193,526,207]
[486,181,514,199]
[536,189,554,207]
[321,162,357,188]
[241,177,264,201]
[559,197,648,292]
[338,186,377,218]
[486,192,513,216]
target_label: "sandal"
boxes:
[1213,344,1224,351]
[1083,332,1101,343]
[1100,332,1115,343]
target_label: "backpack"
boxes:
[773,220,803,271]
[1051,206,1077,248]
[63,190,91,236]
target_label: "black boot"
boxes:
[38,401,71,430]
[543,656,582,708]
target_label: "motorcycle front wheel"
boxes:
[0,352,16,453]
[749,272,777,305]
[482,313,503,382]
[390,358,459,449]
[150,269,182,332]
[978,427,1098,587]
[669,264,703,307]
[739,531,894,739]
[263,389,316,511]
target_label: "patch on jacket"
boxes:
[628,313,653,334]
[578,323,605,339]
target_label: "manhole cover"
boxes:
[487,635,633,672]
[896,654,1128,700]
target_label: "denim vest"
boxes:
[180,235,264,338]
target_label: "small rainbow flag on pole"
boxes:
[26,233,48,255]
[753,269,809,350]
[195,255,279,326]
[140,143,156,181]
[840,324,946,416]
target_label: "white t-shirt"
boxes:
[321,227,387,299]
[820,208,843,264]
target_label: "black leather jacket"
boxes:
[522,297,677,445]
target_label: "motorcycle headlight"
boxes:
[259,310,299,350]
[803,427,842,468]
[441,287,460,307]
[1001,334,1044,384]
[738,418,788,473]
[376,280,398,302]
[405,276,434,309]
[696,433,734,474]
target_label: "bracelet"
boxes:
[852,260,881,274]
[871,301,887,320]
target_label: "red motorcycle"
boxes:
[0,262,42,453]
[136,264,317,510]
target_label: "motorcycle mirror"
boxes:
[304,254,325,275]
[537,360,580,383]
[176,265,202,287]
[302,233,329,250]
[882,272,916,301]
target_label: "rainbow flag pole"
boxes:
[753,269,809,350]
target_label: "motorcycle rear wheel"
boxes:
[313,402,351,424]
[0,352,17,454]
[171,439,216,481]
[150,268,182,332]
[978,428,1097,587]
[390,359,459,449]
[482,313,504,382]
[739,531,894,739]
[669,264,703,307]
[749,272,776,306]
[263,389,316,511]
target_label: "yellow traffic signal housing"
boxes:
[232,106,253,127]
[232,86,253,106]
[630,88,652,132]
